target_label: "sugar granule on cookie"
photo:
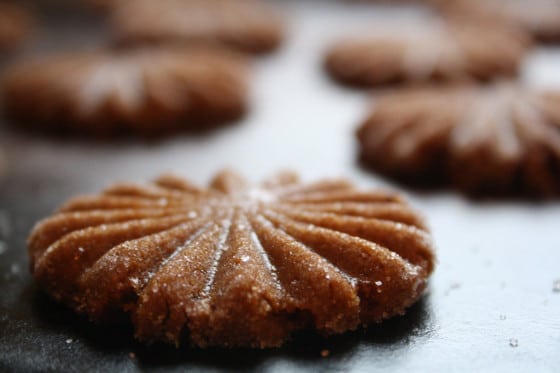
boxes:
[324,18,531,87]
[28,170,435,348]
[1,47,248,135]
[110,0,284,54]
[357,82,560,197]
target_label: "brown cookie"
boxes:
[28,170,435,348]
[0,3,33,51]
[357,82,560,197]
[437,0,560,43]
[110,0,284,54]
[1,47,248,136]
[324,18,531,87]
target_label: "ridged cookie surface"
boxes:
[358,82,560,197]
[29,170,435,348]
[325,19,530,87]
[2,47,247,135]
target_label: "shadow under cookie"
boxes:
[26,283,431,370]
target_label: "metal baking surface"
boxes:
[1,1,559,371]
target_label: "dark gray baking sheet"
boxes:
[1,1,559,372]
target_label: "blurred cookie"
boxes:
[111,0,284,54]
[82,0,116,11]
[438,0,560,43]
[1,47,248,136]
[0,3,33,51]
[28,170,434,348]
[357,82,560,197]
[324,19,531,87]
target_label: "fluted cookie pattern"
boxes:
[28,170,434,348]
[324,18,530,87]
[357,82,560,197]
[111,0,284,54]
[2,47,247,135]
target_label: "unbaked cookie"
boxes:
[111,0,284,54]
[357,82,560,197]
[28,170,435,348]
[324,18,531,87]
[438,0,560,43]
[0,3,33,51]
[1,47,248,135]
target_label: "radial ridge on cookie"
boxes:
[324,18,531,87]
[1,47,248,136]
[357,82,560,197]
[28,170,435,348]
[110,0,284,54]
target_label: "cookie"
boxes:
[324,18,531,87]
[438,0,560,43]
[357,82,560,197]
[111,0,284,54]
[0,3,33,51]
[28,170,435,348]
[1,47,248,135]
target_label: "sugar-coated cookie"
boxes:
[325,19,530,87]
[29,170,434,348]
[357,82,560,197]
[2,47,248,135]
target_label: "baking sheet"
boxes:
[1,1,560,371]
